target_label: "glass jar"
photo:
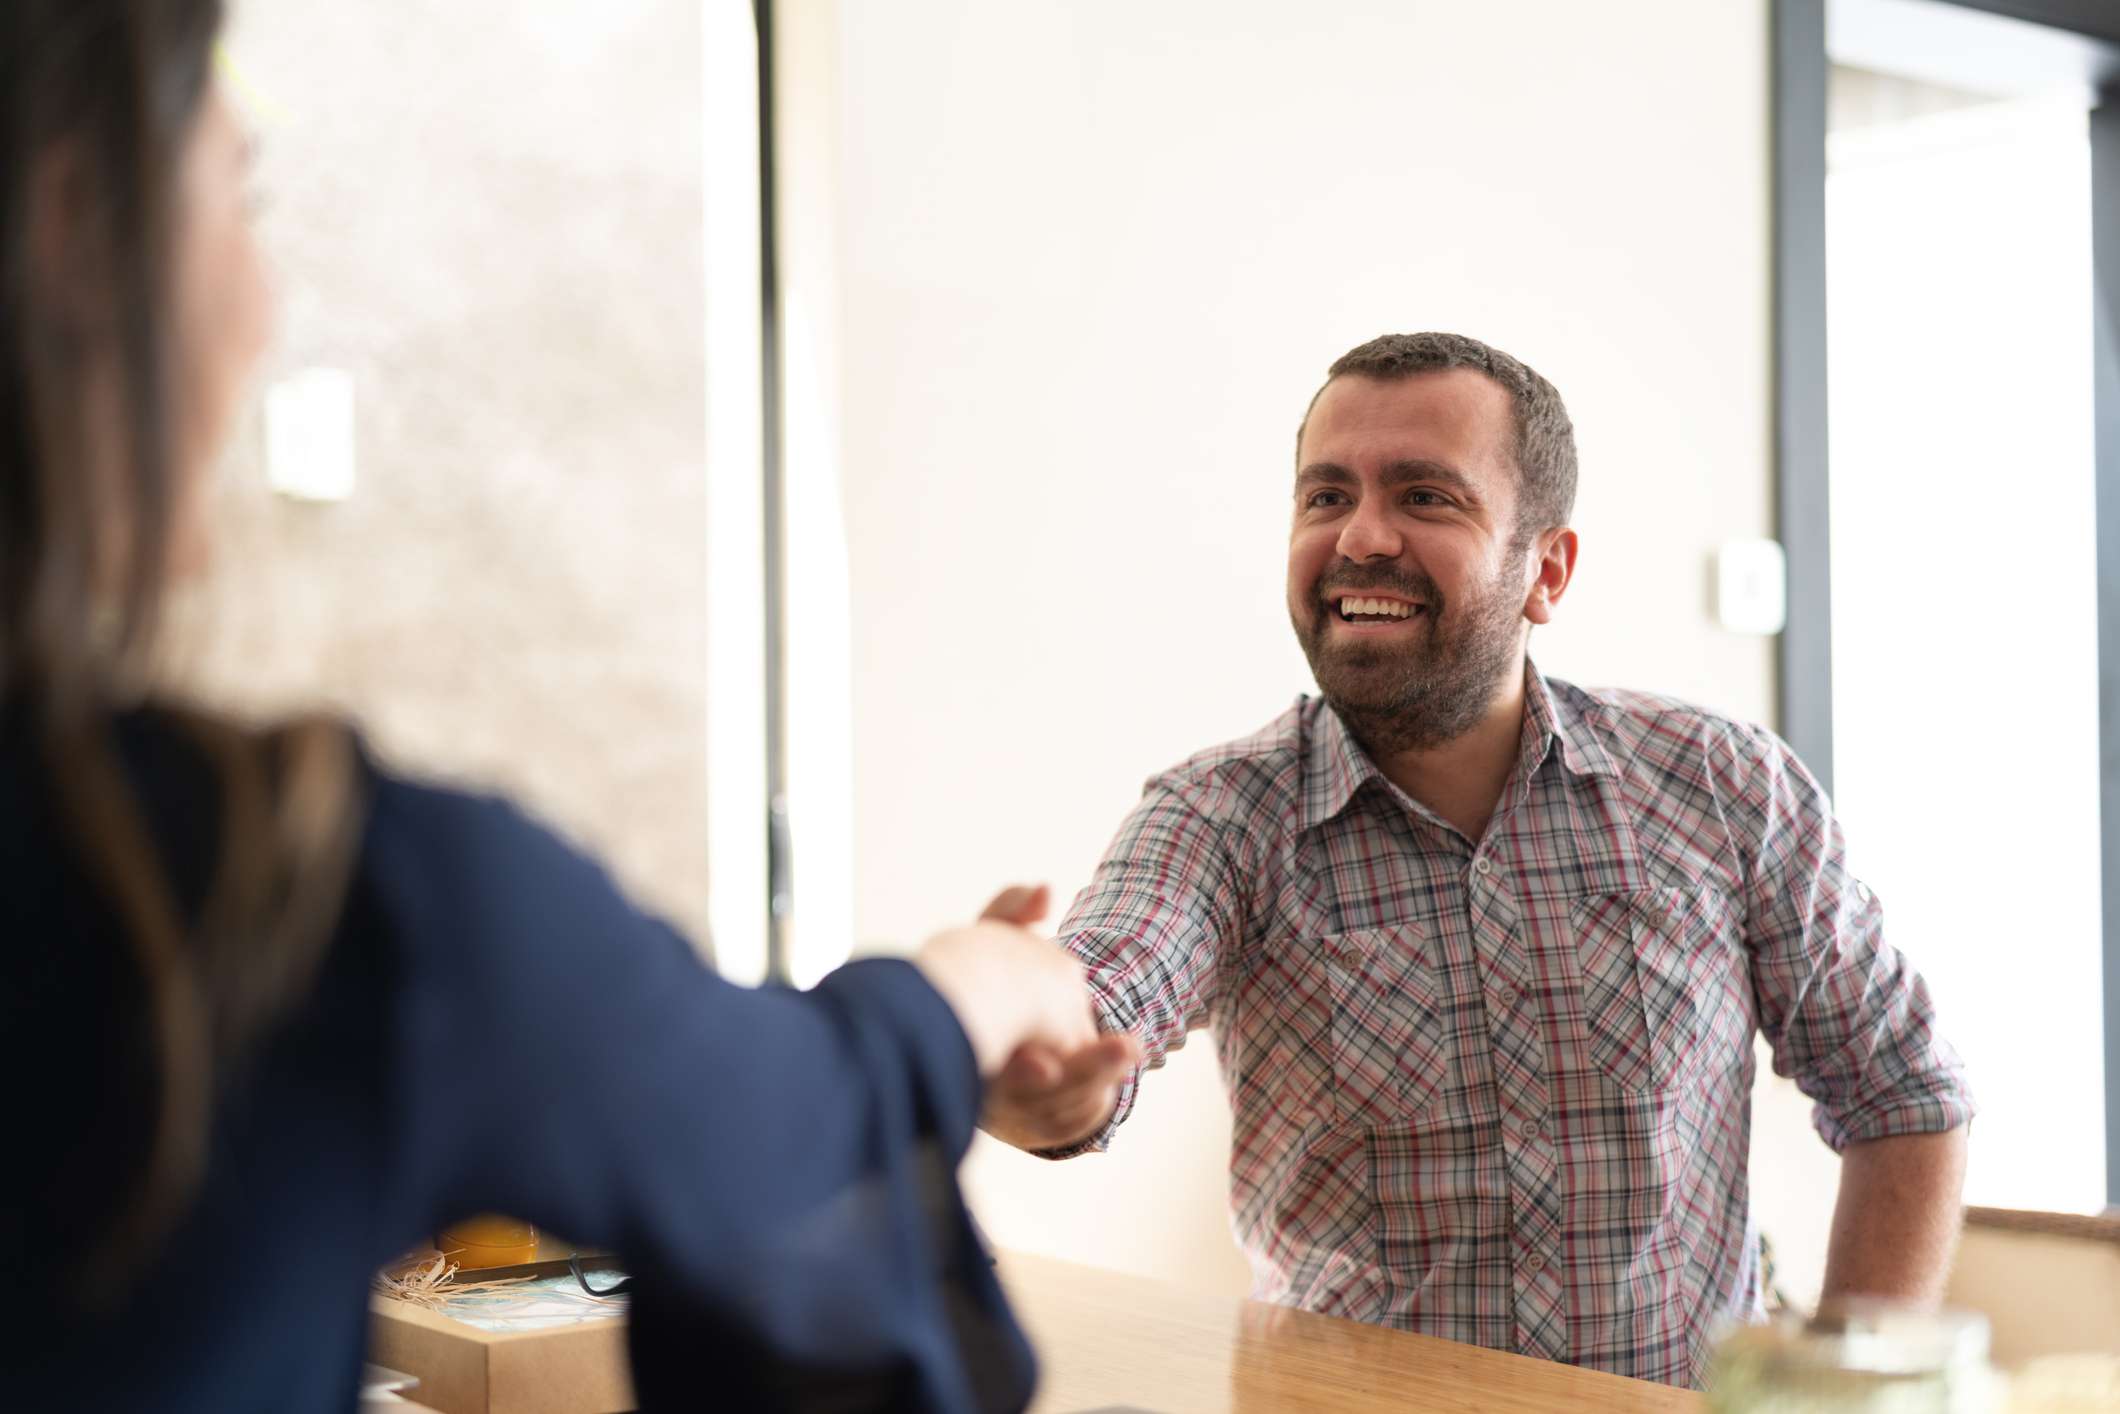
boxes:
[1706,1304,2004,1414]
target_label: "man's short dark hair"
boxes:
[1298,332,1578,537]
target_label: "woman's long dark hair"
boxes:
[3,0,362,1306]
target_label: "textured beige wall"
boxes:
[171,2,711,942]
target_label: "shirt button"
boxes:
[1520,1116,1541,1140]
[1495,983,1518,1009]
[1474,857,1494,877]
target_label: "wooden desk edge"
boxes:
[996,1249,1706,1411]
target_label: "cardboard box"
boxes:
[368,1259,634,1414]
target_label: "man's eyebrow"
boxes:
[1379,459,1480,498]
[1294,459,1482,500]
[1295,462,1357,488]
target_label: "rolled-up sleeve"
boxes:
[1729,724,1976,1152]
[1043,778,1246,1157]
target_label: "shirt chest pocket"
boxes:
[1568,887,1747,1093]
[1318,927,1451,1122]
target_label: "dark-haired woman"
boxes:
[0,4,1137,1410]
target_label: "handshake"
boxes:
[913,884,1144,1153]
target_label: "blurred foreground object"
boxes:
[1707,1303,2000,1412]
[2009,1355,2120,1412]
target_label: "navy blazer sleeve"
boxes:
[353,771,1035,1413]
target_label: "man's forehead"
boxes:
[1299,370,1513,469]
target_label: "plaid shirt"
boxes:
[1052,665,1973,1388]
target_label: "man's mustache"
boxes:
[1315,568,1442,607]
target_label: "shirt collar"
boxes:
[1300,660,1617,834]
[1300,696,1382,834]
[1523,660,1621,783]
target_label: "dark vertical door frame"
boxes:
[2093,96,2120,1208]
[754,0,792,983]
[1774,0,1835,797]
[1776,0,2120,1207]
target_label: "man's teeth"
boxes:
[1339,596,1416,619]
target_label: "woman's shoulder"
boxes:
[347,750,699,1011]
[36,704,598,946]
[0,702,228,918]
[355,759,614,923]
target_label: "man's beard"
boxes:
[1292,556,1526,756]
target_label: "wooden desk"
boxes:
[999,1252,1706,1413]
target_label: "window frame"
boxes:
[1772,0,2120,1207]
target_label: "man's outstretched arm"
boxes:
[975,776,1245,1157]
[1820,1128,1967,1306]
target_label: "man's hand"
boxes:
[976,884,1144,1153]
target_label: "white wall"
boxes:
[793,0,1808,1296]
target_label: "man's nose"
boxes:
[1336,500,1403,561]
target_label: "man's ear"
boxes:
[1523,526,1578,626]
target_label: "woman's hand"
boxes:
[913,902,1100,1079]
[925,884,1144,1152]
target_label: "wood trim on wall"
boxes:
[1965,1205,2120,1245]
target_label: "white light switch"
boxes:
[263,367,356,502]
[1716,538,1787,635]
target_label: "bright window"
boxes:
[1826,91,2105,1212]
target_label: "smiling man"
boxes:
[980,332,1974,1389]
